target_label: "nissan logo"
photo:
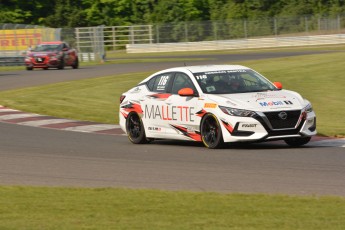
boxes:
[278,111,288,120]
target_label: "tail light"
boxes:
[120,95,126,103]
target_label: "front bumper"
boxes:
[25,56,61,68]
[220,110,317,142]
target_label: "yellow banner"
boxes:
[0,28,57,51]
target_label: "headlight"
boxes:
[304,103,313,113]
[219,106,256,117]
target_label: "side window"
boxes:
[146,76,156,91]
[171,73,196,94]
[63,43,69,50]
[147,73,173,92]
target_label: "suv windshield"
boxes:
[194,69,277,94]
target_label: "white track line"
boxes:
[64,124,121,132]
[19,119,75,126]
[0,113,43,120]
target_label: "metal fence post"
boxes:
[244,19,247,39]
[185,22,188,42]
[155,24,160,44]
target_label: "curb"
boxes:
[0,105,124,135]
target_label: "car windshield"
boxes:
[33,44,61,52]
[193,69,277,94]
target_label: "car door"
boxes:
[140,72,175,138]
[163,72,202,141]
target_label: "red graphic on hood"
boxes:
[121,102,143,118]
[170,124,201,141]
[196,109,207,117]
[221,120,234,134]
[148,93,172,100]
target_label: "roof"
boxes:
[161,65,250,74]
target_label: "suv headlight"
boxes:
[304,103,313,113]
[219,106,256,117]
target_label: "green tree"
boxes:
[44,0,87,27]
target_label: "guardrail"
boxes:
[126,34,345,53]
[0,51,26,66]
[0,56,25,66]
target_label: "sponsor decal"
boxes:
[253,93,287,101]
[148,127,162,131]
[157,75,170,91]
[144,104,195,122]
[170,124,201,141]
[204,103,217,109]
[259,101,284,107]
[0,29,56,51]
[241,124,257,128]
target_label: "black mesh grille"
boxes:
[264,110,301,129]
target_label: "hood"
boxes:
[206,90,306,111]
[29,51,59,56]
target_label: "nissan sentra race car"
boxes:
[25,41,79,70]
[119,65,316,148]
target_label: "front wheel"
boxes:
[72,58,79,69]
[284,137,311,147]
[57,58,65,70]
[26,66,33,71]
[201,114,223,149]
[126,112,149,144]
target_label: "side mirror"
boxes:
[178,88,196,97]
[273,82,283,90]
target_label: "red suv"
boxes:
[25,41,79,70]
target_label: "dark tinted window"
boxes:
[146,73,173,92]
[171,72,196,94]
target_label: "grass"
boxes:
[1,186,345,230]
[0,51,344,136]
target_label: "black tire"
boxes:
[43,67,48,70]
[201,114,223,149]
[284,137,311,147]
[57,58,65,70]
[126,112,148,144]
[26,66,33,71]
[72,58,79,69]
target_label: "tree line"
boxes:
[1,0,345,28]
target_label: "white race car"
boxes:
[119,65,316,148]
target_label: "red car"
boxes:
[25,41,79,70]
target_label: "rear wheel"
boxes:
[284,137,311,147]
[126,112,148,144]
[201,114,223,149]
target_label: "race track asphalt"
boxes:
[1,50,345,196]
